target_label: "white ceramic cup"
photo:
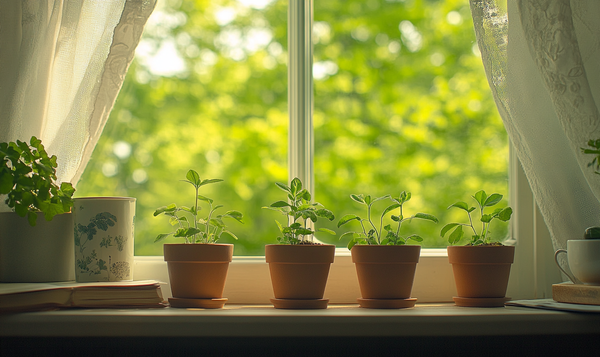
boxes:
[554,239,600,285]
[73,197,136,282]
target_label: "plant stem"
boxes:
[480,204,485,242]
[194,185,199,243]
[467,211,478,237]
[205,203,216,244]
[395,204,404,237]
[359,219,368,238]
[367,202,379,243]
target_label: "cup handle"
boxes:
[554,249,577,284]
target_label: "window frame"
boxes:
[130,0,562,303]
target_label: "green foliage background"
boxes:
[75,0,509,255]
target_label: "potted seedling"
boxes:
[581,139,600,239]
[0,136,76,282]
[337,192,438,308]
[263,177,336,309]
[154,169,243,308]
[441,190,514,307]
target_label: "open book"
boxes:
[0,280,166,313]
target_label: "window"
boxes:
[76,0,508,257]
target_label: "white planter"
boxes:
[73,197,136,282]
[0,212,75,282]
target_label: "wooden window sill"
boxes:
[1,303,599,338]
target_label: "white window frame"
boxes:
[132,0,562,304]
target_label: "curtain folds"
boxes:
[0,0,156,193]
[470,0,600,252]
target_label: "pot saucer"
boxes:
[168,297,228,309]
[453,296,510,307]
[270,298,329,309]
[357,298,417,309]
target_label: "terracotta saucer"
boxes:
[168,297,228,309]
[270,298,329,309]
[453,296,510,307]
[357,298,417,309]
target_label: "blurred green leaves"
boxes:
[76,0,508,255]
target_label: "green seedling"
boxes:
[338,191,438,249]
[263,177,335,244]
[441,190,512,245]
[153,169,243,244]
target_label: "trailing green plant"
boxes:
[441,190,512,246]
[263,177,335,244]
[0,136,75,226]
[581,138,600,175]
[337,191,438,249]
[153,169,243,244]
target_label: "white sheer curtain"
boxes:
[0,0,156,194]
[470,0,600,254]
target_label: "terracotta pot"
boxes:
[0,212,74,282]
[351,245,420,308]
[447,245,515,307]
[164,243,233,308]
[265,244,335,309]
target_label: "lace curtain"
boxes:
[0,0,156,196]
[470,0,600,253]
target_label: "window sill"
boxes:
[1,303,599,337]
[3,304,598,356]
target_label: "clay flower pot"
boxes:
[447,245,515,307]
[164,243,233,308]
[265,244,335,309]
[351,245,420,308]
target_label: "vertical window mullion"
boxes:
[288,0,313,194]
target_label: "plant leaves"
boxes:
[197,194,214,204]
[185,170,201,186]
[371,195,390,205]
[381,203,401,217]
[498,207,513,221]
[222,230,239,240]
[407,234,423,242]
[473,190,487,207]
[448,225,464,244]
[337,214,361,227]
[339,231,355,241]
[0,172,12,194]
[347,239,357,250]
[296,228,314,235]
[484,193,503,207]
[315,208,334,221]
[440,223,459,237]
[448,201,470,211]
[275,182,291,193]
[350,194,365,204]
[270,200,291,208]
[27,211,37,226]
[413,212,438,223]
[290,177,302,195]
[223,210,244,223]
[317,228,336,235]
[154,233,172,243]
[174,227,202,237]
[199,178,223,187]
